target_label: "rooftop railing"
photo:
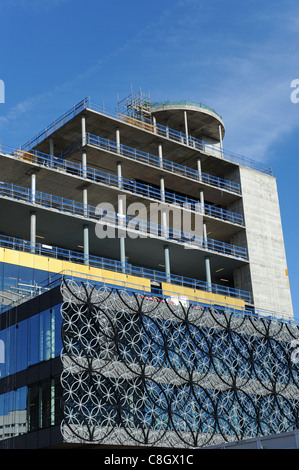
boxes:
[20,97,273,176]
[150,99,222,118]
[0,143,244,225]
[0,234,252,303]
[0,180,248,261]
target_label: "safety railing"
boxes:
[150,99,222,118]
[20,97,273,176]
[0,181,248,260]
[0,143,244,226]
[0,234,252,303]
[86,133,241,195]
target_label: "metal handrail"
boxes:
[20,96,272,176]
[0,143,244,226]
[150,99,222,118]
[86,133,241,195]
[0,234,252,302]
[0,180,248,260]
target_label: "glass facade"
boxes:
[0,377,62,441]
[0,262,55,300]
[1,275,299,448]
[0,304,62,379]
[0,284,63,443]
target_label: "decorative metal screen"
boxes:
[60,279,299,448]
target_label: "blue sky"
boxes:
[0,0,298,319]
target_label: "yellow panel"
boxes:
[48,257,64,273]
[0,247,151,292]
[19,252,36,269]
[161,282,245,310]
[33,255,50,271]
[3,249,20,266]
[1,247,242,304]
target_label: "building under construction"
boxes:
[0,91,298,449]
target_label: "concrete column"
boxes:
[83,186,88,217]
[164,245,171,283]
[197,158,202,175]
[116,127,121,154]
[119,238,126,273]
[152,115,157,134]
[158,143,163,169]
[203,222,208,248]
[200,190,205,215]
[118,196,126,273]
[184,110,189,145]
[160,175,165,202]
[82,150,87,179]
[49,138,54,157]
[219,125,223,150]
[165,120,169,138]
[117,161,122,190]
[31,173,36,204]
[205,256,212,292]
[83,224,89,265]
[81,115,86,147]
[197,158,203,184]
[30,211,36,254]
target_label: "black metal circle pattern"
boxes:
[60,279,299,448]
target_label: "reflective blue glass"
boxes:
[0,304,62,378]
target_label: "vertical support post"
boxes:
[31,173,36,204]
[165,119,169,138]
[200,190,205,215]
[164,245,171,283]
[118,195,126,273]
[160,176,168,239]
[160,175,165,202]
[184,110,189,145]
[219,124,223,150]
[30,211,36,254]
[205,256,212,292]
[83,224,89,266]
[49,138,54,157]
[152,115,157,134]
[203,222,208,249]
[117,161,122,190]
[197,158,202,176]
[81,115,86,147]
[116,128,121,154]
[83,186,88,217]
[158,143,163,169]
[82,150,87,179]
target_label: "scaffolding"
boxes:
[118,90,154,121]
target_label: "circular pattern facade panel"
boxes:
[60,279,299,448]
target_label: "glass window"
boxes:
[34,268,51,288]
[0,331,5,379]
[0,262,4,291]
[16,322,28,373]
[40,309,51,362]
[18,266,34,293]
[0,302,62,378]
[28,315,39,366]
[3,264,18,293]
[27,383,39,433]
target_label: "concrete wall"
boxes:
[238,166,293,318]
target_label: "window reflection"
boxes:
[0,304,62,378]
[0,377,63,441]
